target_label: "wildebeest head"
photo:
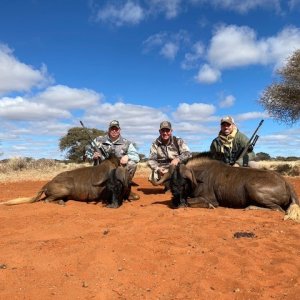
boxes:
[106,166,130,208]
[170,164,197,208]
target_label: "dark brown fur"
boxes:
[160,157,300,221]
[1,156,130,208]
[184,158,299,211]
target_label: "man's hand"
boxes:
[170,158,180,166]
[158,168,168,177]
[120,155,129,165]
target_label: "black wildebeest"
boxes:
[151,157,300,222]
[0,156,131,208]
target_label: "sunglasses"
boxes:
[109,126,120,131]
[160,128,171,133]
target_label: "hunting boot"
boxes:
[127,167,140,200]
[128,191,140,201]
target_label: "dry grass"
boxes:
[0,158,298,183]
[258,160,300,176]
[0,158,90,182]
[0,158,150,182]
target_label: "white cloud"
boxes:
[235,111,269,121]
[263,134,289,141]
[142,32,167,53]
[143,30,189,60]
[190,25,300,84]
[93,0,182,26]
[194,64,221,84]
[207,25,300,70]
[84,102,169,132]
[148,0,183,19]
[0,44,51,95]
[181,41,205,69]
[208,25,263,69]
[33,85,101,110]
[160,42,179,60]
[172,102,216,121]
[0,96,71,121]
[96,1,144,26]
[264,26,300,68]
[92,0,289,27]
[288,0,300,9]
[219,95,235,108]
[191,0,282,14]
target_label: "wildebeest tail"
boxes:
[0,189,45,206]
[284,182,300,222]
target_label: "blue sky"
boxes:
[1,0,300,159]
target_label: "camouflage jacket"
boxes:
[85,135,140,163]
[148,136,192,171]
[210,130,255,166]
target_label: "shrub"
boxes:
[0,157,68,174]
[273,164,299,176]
[274,164,292,175]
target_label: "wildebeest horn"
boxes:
[149,164,176,186]
[180,164,197,188]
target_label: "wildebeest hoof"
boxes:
[208,203,216,209]
[45,199,65,206]
[245,205,270,211]
[106,203,120,209]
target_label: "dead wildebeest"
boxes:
[0,156,131,208]
[150,157,300,222]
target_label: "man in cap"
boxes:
[85,120,140,200]
[210,116,257,167]
[148,121,192,185]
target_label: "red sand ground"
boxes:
[0,177,299,300]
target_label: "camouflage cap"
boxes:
[220,116,235,125]
[109,120,120,129]
[160,121,172,130]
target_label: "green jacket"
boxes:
[210,130,255,166]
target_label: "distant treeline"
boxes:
[0,155,299,177]
[1,152,300,164]
[138,152,300,162]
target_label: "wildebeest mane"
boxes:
[185,154,215,168]
[104,154,120,167]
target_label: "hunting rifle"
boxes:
[80,120,109,165]
[234,119,264,166]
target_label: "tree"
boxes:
[255,152,271,161]
[259,49,300,124]
[59,126,105,162]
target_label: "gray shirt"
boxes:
[86,134,140,163]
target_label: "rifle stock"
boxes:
[234,119,264,166]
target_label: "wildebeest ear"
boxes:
[180,164,197,188]
[115,166,129,188]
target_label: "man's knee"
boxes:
[248,161,260,168]
[126,162,137,179]
[148,169,159,182]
